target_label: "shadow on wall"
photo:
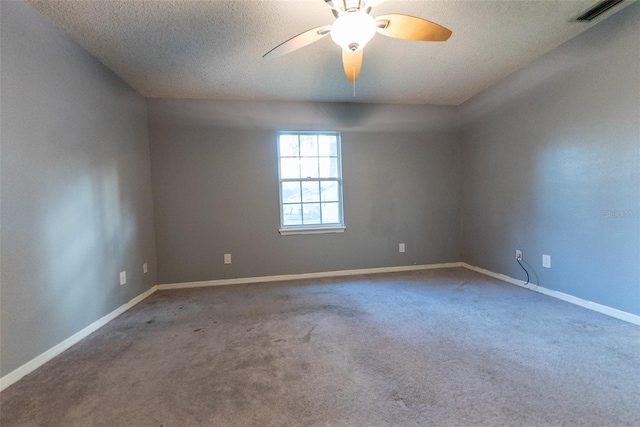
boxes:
[318,102,380,128]
[37,160,138,323]
[146,98,459,134]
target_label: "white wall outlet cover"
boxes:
[143,263,148,274]
[516,250,523,261]
[542,254,551,268]
[224,254,231,264]
[119,271,126,285]
[399,243,406,253]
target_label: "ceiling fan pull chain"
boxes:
[353,66,356,97]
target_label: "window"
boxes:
[277,131,345,235]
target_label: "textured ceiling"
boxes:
[28,0,634,105]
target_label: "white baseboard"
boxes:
[158,262,464,290]
[4,261,637,392]
[0,285,158,392]
[160,262,640,325]
[461,263,640,326]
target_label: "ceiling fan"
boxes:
[263,0,452,83]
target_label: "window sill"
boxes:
[279,226,346,236]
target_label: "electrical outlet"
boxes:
[515,250,523,261]
[399,243,405,253]
[224,254,231,264]
[143,263,148,274]
[542,254,551,268]
[119,271,126,286]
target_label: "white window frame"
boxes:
[277,131,345,235]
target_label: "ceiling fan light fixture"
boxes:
[330,12,376,52]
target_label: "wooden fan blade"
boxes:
[375,14,452,41]
[342,49,363,83]
[263,25,332,59]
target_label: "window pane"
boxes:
[282,182,301,203]
[279,134,299,157]
[301,181,320,202]
[278,131,342,230]
[302,203,321,225]
[322,202,340,224]
[300,134,318,157]
[280,158,300,179]
[319,157,338,178]
[282,204,302,225]
[320,181,339,202]
[318,135,337,156]
[300,158,319,178]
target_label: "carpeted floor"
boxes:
[1,268,639,426]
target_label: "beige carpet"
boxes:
[1,268,639,426]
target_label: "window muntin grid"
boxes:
[278,132,344,230]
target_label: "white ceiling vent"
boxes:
[575,0,625,21]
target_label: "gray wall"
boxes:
[2,0,638,384]
[147,99,461,284]
[0,1,157,376]
[460,2,640,315]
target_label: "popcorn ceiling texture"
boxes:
[27,0,632,104]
